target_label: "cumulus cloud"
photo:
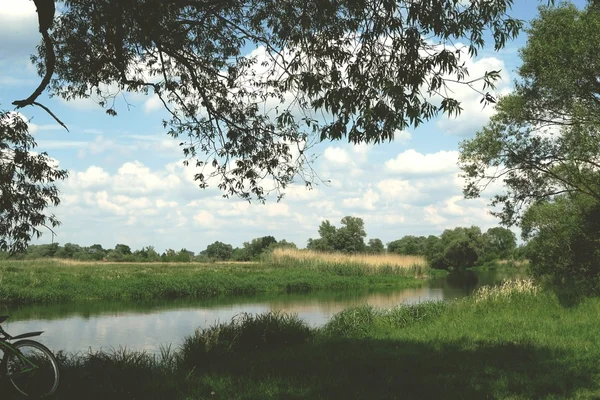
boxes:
[193,210,217,227]
[112,161,180,194]
[323,146,352,166]
[385,149,459,175]
[376,179,422,204]
[342,188,380,211]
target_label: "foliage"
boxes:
[203,241,234,261]
[0,111,68,254]
[420,226,515,270]
[307,216,366,253]
[365,238,385,254]
[481,227,517,261]
[521,193,600,296]
[21,0,525,207]
[459,2,600,225]
[387,235,427,255]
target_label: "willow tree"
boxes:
[459,1,600,290]
[460,1,600,226]
[4,0,528,252]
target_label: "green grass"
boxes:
[0,258,425,305]
[28,283,600,399]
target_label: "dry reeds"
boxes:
[267,248,428,276]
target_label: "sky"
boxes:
[0,0,588,254]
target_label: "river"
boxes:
[0,269,522,354]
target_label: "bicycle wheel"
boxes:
[5,339,60,398]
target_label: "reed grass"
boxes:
[266,248,428,276]
[473,278,539,303]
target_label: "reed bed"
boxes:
[266,248,428,276]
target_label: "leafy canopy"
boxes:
[25,0,526,201]
[308,216,366,253]
[459,1,600,225]
[0,111,67,253]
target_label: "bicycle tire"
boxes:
[5,339,60,398]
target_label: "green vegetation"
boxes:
[44,281,600,399]
[387,226,517,271]
[0,253,425,305]
[307,216,370,253]
[459,1,600,294]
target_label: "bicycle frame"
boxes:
[0,320,45,379]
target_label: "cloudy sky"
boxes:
[0,1,586,253]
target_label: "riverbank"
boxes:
[0,251,427,304]
[40,280,600,399]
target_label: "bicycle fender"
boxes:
[11,331,43,340]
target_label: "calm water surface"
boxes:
[0,269,522,354]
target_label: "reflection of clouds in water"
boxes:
[4,304,272,354]
[3,275,500,354]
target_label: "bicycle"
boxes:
[0,315,60,397]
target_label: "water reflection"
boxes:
[0,270,522,354]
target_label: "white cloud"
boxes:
[67,166,111,189]
[265,203,290,217]
[113,161,181,195]
[424,206,446,225]
[385,149,459,175]
[376,179,422,204]
[193,210,217,227]
[95,191,126,216]
[323,146,352,166]
[342,188,380,211]
[144,95,163,114]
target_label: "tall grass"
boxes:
[473,278,539,303]
[266,248,428,276]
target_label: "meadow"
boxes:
[25,279,600,399]
[0,249,428,304]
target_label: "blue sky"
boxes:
[0,0,587,253]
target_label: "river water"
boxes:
[0,269,521,354]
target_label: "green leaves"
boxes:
[35,0,524,202]
[0,111,68,254]
[308,216,367,253]
[459,2,600,226]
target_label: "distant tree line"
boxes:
[1,215,523,269]
[306,216,521,270]
[0,236,297,263]
[387,226,520,270]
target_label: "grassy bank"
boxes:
[32,279,600,399]
[0,250,427,304]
